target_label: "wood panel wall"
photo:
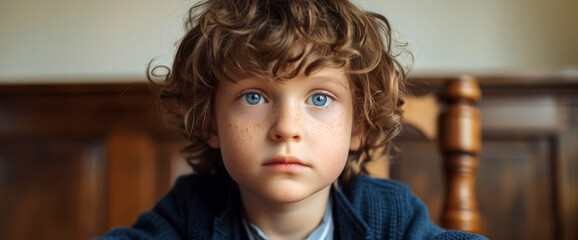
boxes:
[0,77,576,239]
[0,84,188,239]
[391,77,578,240]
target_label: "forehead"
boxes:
[219,40,351,84]
[299,67,350,88]
[228,66,351,89]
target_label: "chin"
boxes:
[261,182,331,204]
[266,193,310,204]
[264,191,311,203]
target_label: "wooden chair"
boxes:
[437,76,482,233]
[367,76,482,233]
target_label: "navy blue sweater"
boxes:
[97,174,487,240]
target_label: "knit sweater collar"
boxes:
[210,178,370,240]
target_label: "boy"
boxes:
[99,0,487,239]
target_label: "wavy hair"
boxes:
[150,0,411,184]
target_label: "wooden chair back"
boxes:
[367,76,482,233]
[438,76,482,233]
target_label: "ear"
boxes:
[207,135,220,149]
[349,130,363,151]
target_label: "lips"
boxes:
[262,156,309,167]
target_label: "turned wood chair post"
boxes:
[438,76,482,233]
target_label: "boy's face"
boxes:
[209,67,361,204]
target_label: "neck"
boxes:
[240,186,331,240]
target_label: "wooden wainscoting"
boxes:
[0,76,577,240]
[0,83,189,239]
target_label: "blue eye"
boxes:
[244,92,266,105]
[307,93,332,107]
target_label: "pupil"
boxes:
[314,94,326,106]
[247,93,261,104]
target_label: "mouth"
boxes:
[262,156,310,172]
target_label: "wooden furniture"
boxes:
[438,77,482,233]
[0,84,189,239]
[390,75,578,240]
[1,76,577,239]
[369,76,483,233]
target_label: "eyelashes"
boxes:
[237,89,336,107]
[238,89,268,105]
[242,92,267,105]
[305,93,333,107]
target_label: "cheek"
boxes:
[308,109,352,159]
[218,118,265,168]
[219,105,268,150]
[310,105,352,141]
[218,120,265,178]
[219,120,263,152]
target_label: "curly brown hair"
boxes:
[150,0,410,184]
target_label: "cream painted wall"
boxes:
[0,0,188,83]
[356,0,578,76]
[1,0,577,83]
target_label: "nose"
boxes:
[269,103,302,142]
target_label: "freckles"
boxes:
[310,117,346,150]
[329,115,349,140]
[227,120,264,145]
[319,114,351,158]
[250,122,264,141]
[252,122,263,129]
[227,121,247,143]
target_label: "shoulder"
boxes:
[433,230,488,240]
[96,173,233,240]
[342,175,414,202]
[340,175,422,222]
[171,173,231,198]
[337,175,435,238]
[167,173,233,216]
[339,176,487,239]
